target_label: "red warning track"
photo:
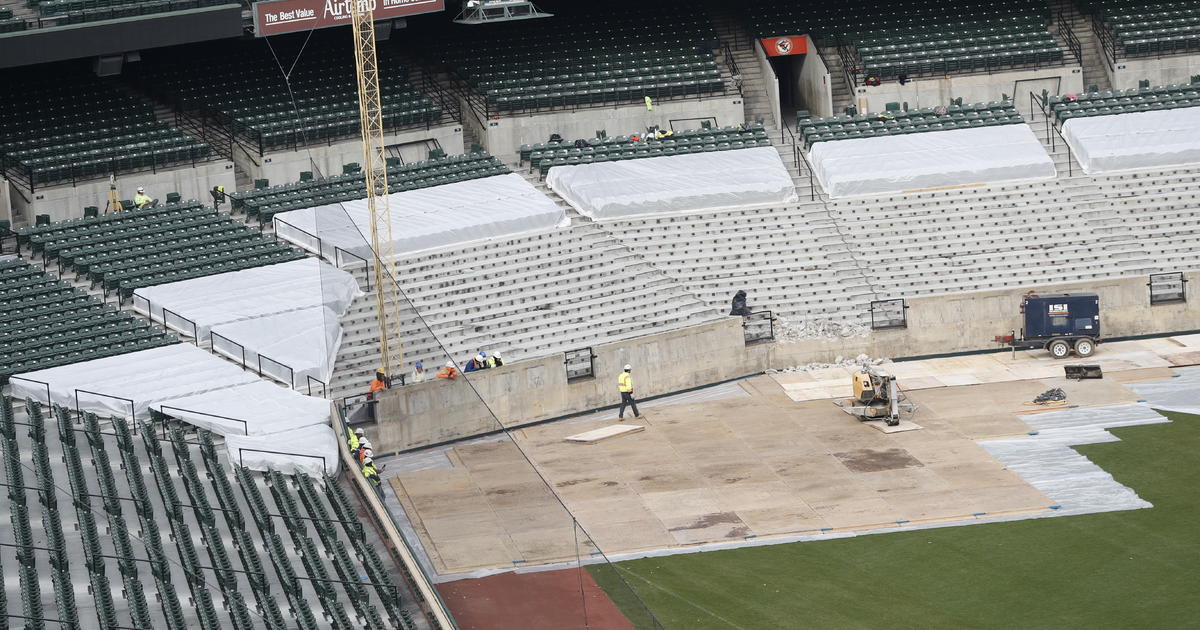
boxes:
[438,568,635,630]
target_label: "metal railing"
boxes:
[1056,11,1083,66]
[1031,91,1076,177]
[836,39,860,97]
[869,298,909,330]
[564,347,595,381]
[1149,272,1187,305]
[722,41,743,98]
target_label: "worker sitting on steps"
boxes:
[133,187,156,209]
[617,364,641,420]
[368,369,388,395]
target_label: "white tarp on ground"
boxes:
[1063,106,1200,174]
[809,124,1057,198]
[545,147,798,220]
[273,173,568,259]
[982,403,1170,516]
[131,257,361,342]
[226,424,340,476]
[151,380,331,437]
[9,344,259,420]
[210,306,341,390]
[1127,366,1200,416]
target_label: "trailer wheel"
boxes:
[1074,338,1095,358]
[1048,339,1071,359]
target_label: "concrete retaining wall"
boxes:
[854,66,1084,114]
[371,271,1200,454]
[10,160,236,225]
[1106,53,1200,91]
[241,123,464,185]
[469,96,747,160]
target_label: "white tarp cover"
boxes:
[1127,366,1200,416]
[9,344,258,420]
[210,306,341,389]
[151,380,331,436]
[1063,106,1200,174]
[982,402,1171,516]
[273,173,568,259]
[226,424,340,476]
[131,258,361,342]
[809,124,1057,198]
[545,147,798,220]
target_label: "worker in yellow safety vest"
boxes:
[617,364,641,420]
[347,426,361,451]
[362,458,381,489]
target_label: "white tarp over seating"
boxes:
[9,344,259,420]
[273,173,568,259]
[225,424,340,476]
[545,147,798,219]
[1062,106,1200,174]
[151,380,331,436]
[210,306,341,391]
[809,124,1056,198]
[131,258,361,342]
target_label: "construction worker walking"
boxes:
[617,364,641,420]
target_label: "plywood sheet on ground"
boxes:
[384,375,1118,575]
[773,338,1186,403]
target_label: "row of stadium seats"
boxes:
[800,101,1024,147]
[16,201,305,299]
[1089,0,1200,55]
[0,70,209,188]
[0,259,177,383]
[526,126,771,176]
[417,6,726,112]
[130,35,442,153]
[745,0,1063,80]
[521,123,767,162]
[1050,82,1200,122]
[231,151,510,221]
[0,396,408,629]
[36,0,225,16]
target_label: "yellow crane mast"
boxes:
[350,1,406,381]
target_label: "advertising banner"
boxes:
[254,0,442,36]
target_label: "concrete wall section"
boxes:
[478,96,747,159]
[854,66,1084,113]
[1107,53,1200,91]
[372,317,763,453]
[241,123,464,184]
[754,42,783,129]
[797,39,834,118]
[372,272,1200,454]
[10,159,235,225]
[773,271,1200,366]
[0,178,11,227]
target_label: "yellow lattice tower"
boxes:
[350,3,405,379]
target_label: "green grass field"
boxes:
[591,411,1200,630]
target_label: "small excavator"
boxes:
[833,366,917,426]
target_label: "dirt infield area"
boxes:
[438,568,635,630]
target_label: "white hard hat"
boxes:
[363,448,373,457]
[360,440,372,449]
[354,428,365,436]
[475,354,484,362]
[493,351,502,359]
[137,187,145,192]
[364,457,373,465]
[624,364,632,370]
